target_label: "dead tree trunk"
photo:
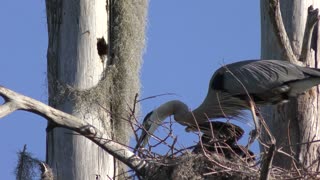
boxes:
[260,0,320,170]
[45,0,148,179]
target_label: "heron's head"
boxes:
[134,100,193,150]
[135,111,154,150]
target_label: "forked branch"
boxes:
[300,6,320,62]
[269,0,320,63]
[0,85,150,176]
[268,0,299,64]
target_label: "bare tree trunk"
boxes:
[260,0,320,170]
[45,0,148,179]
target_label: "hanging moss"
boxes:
[107,0,148,144]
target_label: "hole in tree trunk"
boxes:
[97,37,108,59]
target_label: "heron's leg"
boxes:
[247,99,261,148]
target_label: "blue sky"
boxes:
[0,1,260,179]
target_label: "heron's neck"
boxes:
[192,91,246,122]
[153,98,240,128]
[151,100,191,126]
[161,100,210,127]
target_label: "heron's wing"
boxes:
[211,60,308,95]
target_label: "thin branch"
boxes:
[191,113,233,171]
[287,118,301,177]
[136,93,176,103]
[0,85,150,176]
[299,6,320,62]
[268,0,300,64]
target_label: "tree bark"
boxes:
[46,1,112,179]
[260,0,320,170]
[45,0,148,179]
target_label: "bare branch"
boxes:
[136,93,176,103]
[299,6,320,62]
[0,85,150,175]
[268,0,300,64]
[0,101,18,118]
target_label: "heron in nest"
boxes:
[135,59,320,150]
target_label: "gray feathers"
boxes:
[136,59,320,150]
[211,60,320,103]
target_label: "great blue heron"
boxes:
[135,59,320,149]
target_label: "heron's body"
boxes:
[195,60,320,120]
[212,59,320,101]
[135,60,320,149]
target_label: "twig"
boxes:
[134,116,180,155]
[0,85,149,176]
[191,112,233,170]
[136,93,176,103]
[287,118,301,177]
[127,94,140,148]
